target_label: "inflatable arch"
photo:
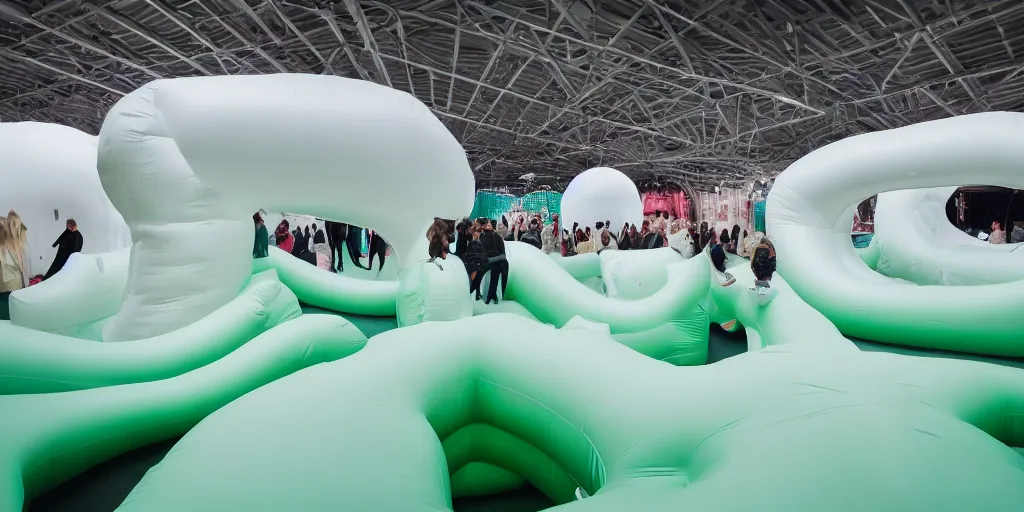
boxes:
[768,112,1024,357]
[2,314,1020,511]
[96,74,474,341]
[0,122,131,276]
[873,186,1023,285]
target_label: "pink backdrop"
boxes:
[641,191,691,220]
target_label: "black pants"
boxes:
[345,228,366,270]
[470,269,486,299]
[367,235,386,272]
[484,256,509,304]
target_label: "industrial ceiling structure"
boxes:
[1,0,1022,191]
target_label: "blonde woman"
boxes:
[5,211,30,287]
[1,219,28,292]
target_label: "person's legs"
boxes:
[325,222,337,272]
[469,271,485,300]
[485,263,505,304]
[346,229,366,269]
[373,241,386,275]
[498,260,509,295]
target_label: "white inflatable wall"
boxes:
[560,167,643,231]
[97,74,474,341]
[0,122,131,276]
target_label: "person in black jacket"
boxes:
[454,218,471,258]
[312,223,326,245]
[463,220,490,299]
[478,218,509,304]
[43,218,84,280]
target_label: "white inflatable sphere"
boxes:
[560,167,642,231]
[0,122,131,276]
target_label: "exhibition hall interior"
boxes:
[2,1,1024,511]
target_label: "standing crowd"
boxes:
[254,213,393,276]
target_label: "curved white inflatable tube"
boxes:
[252,247,397,316]
[767,112,1024,356]
[548,252,602,280]
[503,242,710,334]
[8,248,130,338]
[0,122,131,276]
[559,167,643,230]
[97,74,473,341]
[874,187,1023,285]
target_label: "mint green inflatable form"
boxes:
[767,112,1024,356]
[1,312,1017,511]
[0,314,367,511]
[0,270,300,394]
[501,243,710,365]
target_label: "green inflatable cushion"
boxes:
[0,270,301,394]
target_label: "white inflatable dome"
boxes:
[0,122,131,276]
[560,167,643,231]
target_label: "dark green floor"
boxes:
[16,300,1024,512]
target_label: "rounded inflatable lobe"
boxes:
[0,122,131,276]
[560,167,643,231]
[9,248,130,339]
[600,248,684,300]
[97,74,474,340]
[397,256,473,326]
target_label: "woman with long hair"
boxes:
[5,211,30,287]
[729,224,741,254]
[427,218,449,262]
[1,219,28,292]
